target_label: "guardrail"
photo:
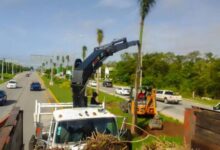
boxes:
[0,107,23,150]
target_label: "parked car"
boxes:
[156,90,182,104]
[213,103,220,112]
[30,82,41,91]
[115,87,130,96]
[0,90,7,105]
[103,80,113,87]
[6,80,17,89]
[89,80,97,87]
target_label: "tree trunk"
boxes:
[139,19,144,87]
[131,44,141,134]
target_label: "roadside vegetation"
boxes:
[41,74,184,149]
[0,73,15,84]
[108,52,220,104]
[0,59,28,84]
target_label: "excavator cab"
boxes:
[131,86,157,116]
[120,86,157,116]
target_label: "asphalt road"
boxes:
[0,72,48,150]
[96,83,212,122]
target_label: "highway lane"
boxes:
[96,83,212,122]
[0,72,49,150]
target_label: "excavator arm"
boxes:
[72,38,140,107]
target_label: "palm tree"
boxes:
[96,29,104,97]
[82,46,87,60]
[56,56,60,65]
[62,56,65,72]
[66,55,70,69]
[131,0,156,134]
[45,61,48,69]
[62,56,65,64]
[138,0,156,86]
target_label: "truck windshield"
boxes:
[55,118,117,144]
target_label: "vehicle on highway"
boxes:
[156,90,182,104]
[213,103,220,111]
[0,90,7,105]
[102,80,113,87]
[89,80,97,87]
[6,80,17,89]
[115,87,130,96]
[30,82,41,91]
[26,73,30,77]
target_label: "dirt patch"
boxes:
[145,122,184,137]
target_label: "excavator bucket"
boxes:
[148,115,163,130]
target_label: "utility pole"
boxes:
[49,58,54,86]
[12,60,14,75]
[1,58,4,81]
[5,61,7,74]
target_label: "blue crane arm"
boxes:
[72,37,140,107]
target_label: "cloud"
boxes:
[142,22,220,56]
[97,0,135,9]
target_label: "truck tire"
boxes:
[29,135,36,150]
[164,98,168,104]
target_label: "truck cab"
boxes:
[50,108,118,149]
[156,90,182,104]
[31,101,120,150]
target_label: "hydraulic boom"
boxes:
[72,38,140,107]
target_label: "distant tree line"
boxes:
[110,51,220,99]
[0,60,26,74]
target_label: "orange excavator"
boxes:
[131,87,157,116]
[120,87,162,129]
[120,86,157,116]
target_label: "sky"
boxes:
[0,0,220,66]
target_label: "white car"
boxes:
[89,80,97,87]
[6,80,17,89]
[156,90,182,104]
[115,87,130,96]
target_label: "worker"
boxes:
[137,89,145,100]
[91,92,101,105]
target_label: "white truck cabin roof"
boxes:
[53,107,116,122]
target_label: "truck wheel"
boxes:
[164,98,168,104]
[29,135,36,150]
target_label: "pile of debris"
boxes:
[83,133,129,150]
[142,141,186,150]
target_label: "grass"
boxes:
[41,75,184,149]
[0,73,15,84]
[42,76,72,102]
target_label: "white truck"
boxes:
[29,100,130,150]
[115,87,130,96]
[156,90,182,104]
